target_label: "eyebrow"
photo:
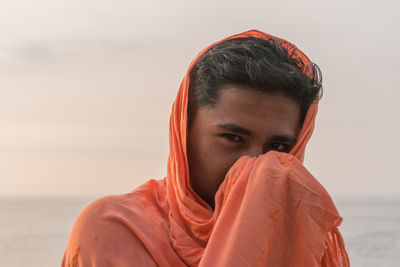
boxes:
[269,135,297,144]
[216,123,297,144]
[216,123,253,136]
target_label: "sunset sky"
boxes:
[1,0,399,198]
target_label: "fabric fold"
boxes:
[198,152,348,267]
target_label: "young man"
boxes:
[62,30,349,266]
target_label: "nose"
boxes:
[245,145,265,158]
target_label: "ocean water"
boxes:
[334,197,400,267]
[0,196,399,267]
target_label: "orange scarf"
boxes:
[62,30,349,267]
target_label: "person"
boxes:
[62,30,349,267]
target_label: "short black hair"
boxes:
[188,37,322,128]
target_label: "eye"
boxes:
[221,134,244,143]
[265,143,289,152]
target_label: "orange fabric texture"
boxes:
[62,30,349,267]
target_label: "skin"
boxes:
[187,85,301,209]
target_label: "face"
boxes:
[187,85,301,208]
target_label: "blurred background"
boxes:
[1,0,399,266]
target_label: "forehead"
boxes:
[196,85,301,135]
[216,85,299,121]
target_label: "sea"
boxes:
[0,196,399,267]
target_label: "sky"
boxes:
[1,0,399,197]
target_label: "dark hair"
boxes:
[188,37,322,128]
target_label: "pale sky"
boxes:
[1,0,399,197]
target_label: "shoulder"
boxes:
[78,179,167,224]
[62,183,164,267]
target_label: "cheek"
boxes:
[203,144,244,183]
[191,137,239,183]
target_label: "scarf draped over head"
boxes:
[62,30,349,267]
[166,30,348,266]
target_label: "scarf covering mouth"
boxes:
[62,30,349,267]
